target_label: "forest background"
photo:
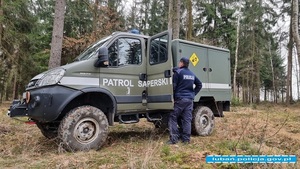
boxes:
[1,1,300,168]
[0,0,300,104]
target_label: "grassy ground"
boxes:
[0,102,299,169]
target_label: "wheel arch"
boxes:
[57,87,117,126]
[195,97,224,117]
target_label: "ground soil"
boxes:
[0,102,299,168]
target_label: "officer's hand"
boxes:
[172,67,179,72]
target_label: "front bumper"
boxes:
[8,85,80,122]
[7,100,26,117]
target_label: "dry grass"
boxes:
[0,102,299,169]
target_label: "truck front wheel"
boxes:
[58,106,108,151]
[192,106,214,136]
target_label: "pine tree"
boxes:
[48,0,66,69]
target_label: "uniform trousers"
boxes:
[168,98,193,143]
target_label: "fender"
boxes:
[81,87,117,125]
[57,87,117,125]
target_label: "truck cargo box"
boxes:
[172,39,231,102]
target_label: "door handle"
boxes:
[139,73,147,81]
[164,70,171,78]
[203,68,212,72]
[142,90,147,105]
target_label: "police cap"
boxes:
[180,57,189,67]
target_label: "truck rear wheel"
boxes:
[192,106,214,136]
[58,106,108,151]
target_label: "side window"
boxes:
[149,34,168,65]
[108,38,142,66]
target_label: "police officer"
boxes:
[168,57,202,144]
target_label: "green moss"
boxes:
[161,145,171,156]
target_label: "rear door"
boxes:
[146,31,174,110]
[207,48,231,101]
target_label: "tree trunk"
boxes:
[233,1,241,99]
[251,30,255,104]
[93,0,99,34]
[0,0,3,103]
[264,87,267,101]
[254,0,263,104]
[12,68,17,99]
[168,0,173,31]
[268,41,276,102]
[168,0,181,39]
[0,0,2,48]
[129,1,137,29]
[144,1,149,35]
[292,0,300,69]
[186,0,192,40]
[172,0,180,39]
[48,0,66,69]
[286,12,293,104]
[294,50,300,100]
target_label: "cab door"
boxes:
[146,31,174,110]
[99,35,147,112]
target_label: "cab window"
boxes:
[149,34,168,65]
[108,38,142,66]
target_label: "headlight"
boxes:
[35,68,65,87]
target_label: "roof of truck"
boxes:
[111,31,150,39]
[172,39,229,52]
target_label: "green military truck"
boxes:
[8,30,231,151]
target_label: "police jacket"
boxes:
[173,67,202,100]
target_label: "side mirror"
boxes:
[94,47,109,67]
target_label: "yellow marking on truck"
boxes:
[190,53,199,66]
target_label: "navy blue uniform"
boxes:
[169,66,202,143]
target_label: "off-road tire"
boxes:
[58,106,108,151]
[36,122,58,139]
[192,106,214,136]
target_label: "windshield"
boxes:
[74,36,111,61]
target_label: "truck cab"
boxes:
[8,30,231,151]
